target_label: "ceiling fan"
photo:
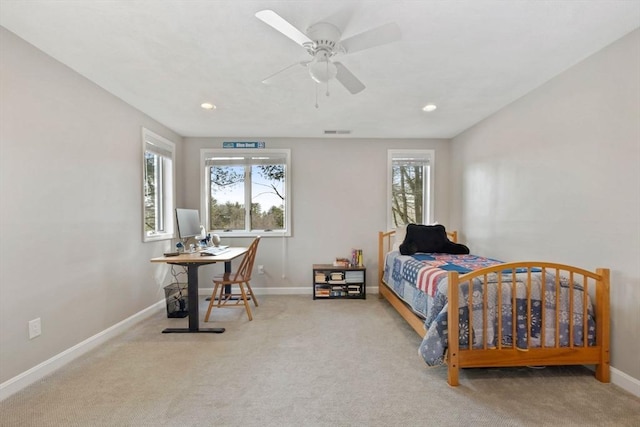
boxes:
[255,9,401,95]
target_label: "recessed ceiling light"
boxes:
[422,103,437,112]
[201,102,216,110]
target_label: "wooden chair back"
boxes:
[230,236,260,282]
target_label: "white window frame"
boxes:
[387,149,435,230]
[142,128,176,242]
[201,148,291,237]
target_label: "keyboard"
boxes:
[200,245,230,256]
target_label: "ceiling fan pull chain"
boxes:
[315,83,319,109]
[326,61,331,97]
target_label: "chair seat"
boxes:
[212,272,239,282]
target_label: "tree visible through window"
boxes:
[142,128,175,242]
[388,150,433,228]
[202,149,290,236]
[144,151,164,233]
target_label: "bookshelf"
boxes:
[312,264,366,300]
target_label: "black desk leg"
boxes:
[224,260,232,294]
[162,263,225,334]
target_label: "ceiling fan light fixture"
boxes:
[422,103,437,112]
[308,56,337,83]
[201,102,216,110]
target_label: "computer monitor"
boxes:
[175,208,202,240]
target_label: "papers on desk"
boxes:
[200,245,230,256]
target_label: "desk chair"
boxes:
[204,237,260,322]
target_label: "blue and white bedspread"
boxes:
[382,251,596,367]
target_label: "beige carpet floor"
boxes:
[1,295,639,426]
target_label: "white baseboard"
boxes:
[0,300,165,402]
[200,286,311,296]
[610,366,640,397]
[3,290,636,401]
[199,286,380,296]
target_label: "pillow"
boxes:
[391,222,439,251]
[399,223,470,255]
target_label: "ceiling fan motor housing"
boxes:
[304,22,342,55]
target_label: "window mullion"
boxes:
[157,157,165,232]
[245,165,252,231]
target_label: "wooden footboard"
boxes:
[377,230,610,386]
[447,263,610,386]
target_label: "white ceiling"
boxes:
[1,0,639,139]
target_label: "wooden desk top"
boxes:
[150,247,248,264]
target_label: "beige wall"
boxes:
[0,28,182,383]
[450,29,640,382]
[180,137,451,291]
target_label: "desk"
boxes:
[150,247,248,333]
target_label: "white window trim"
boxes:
[142,128,176,242]
[387,149,435,230]
[200,148,291,238]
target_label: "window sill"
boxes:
[211,230,291,238]
[143,233,174,243]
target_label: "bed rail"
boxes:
[377,229,458,337]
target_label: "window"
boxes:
[387,149,434,229]
[142,128,176,242]
[201,149,290,237]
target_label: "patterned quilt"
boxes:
[383,251,502,320]
[382,251,596,366]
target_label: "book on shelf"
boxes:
[351,249,364,267]
[330,272,344,281]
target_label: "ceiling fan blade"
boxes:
[340,22,401,54]
[255,10,312,47]
[262,60,310,84]
[319,6,354,34]
[334,62,366,94]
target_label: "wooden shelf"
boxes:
[313,264,366,300]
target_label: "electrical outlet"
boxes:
[258,265,265,274]
[29,318,41,339]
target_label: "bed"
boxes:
[377,225,610,386]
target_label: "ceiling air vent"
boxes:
[324,130,351,135]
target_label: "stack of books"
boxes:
[347,285,362,296]
[333,257,350,267]
[315,285,331,297]
[314,272,327,283]
[328,272,345,284]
